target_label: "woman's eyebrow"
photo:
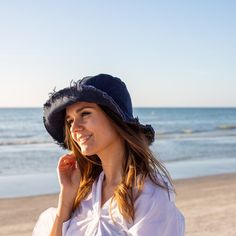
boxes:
[66,106,95,119]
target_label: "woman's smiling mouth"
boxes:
[78,135,93,144]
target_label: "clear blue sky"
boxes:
[0,0,235,107]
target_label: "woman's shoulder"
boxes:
[130,174,185,235]
[132,173,185,233]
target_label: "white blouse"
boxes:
[33,172,185,236]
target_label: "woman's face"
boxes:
[66,102,121,156]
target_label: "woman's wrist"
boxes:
[56,204,73,222]
[60,187,77,203]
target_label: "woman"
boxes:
[33,74,185,236]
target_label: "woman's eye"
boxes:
[81,111,91,117]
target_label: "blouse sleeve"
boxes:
[32,207,57,236]
[127,180,185,236]
[32,207,71,236]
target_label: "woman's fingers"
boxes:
[57,154,81,190]
[58,154,77,171]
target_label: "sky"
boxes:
[0,0,235,108]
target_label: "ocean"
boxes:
[0,107,236,198]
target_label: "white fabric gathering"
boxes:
[33,172,185,236]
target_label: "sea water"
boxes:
[0,107,236,197]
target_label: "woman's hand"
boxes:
[57,153,81,200]
[49,154,81,236]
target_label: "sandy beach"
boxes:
[1,173,236,236]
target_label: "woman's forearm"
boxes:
[50,191,75,236]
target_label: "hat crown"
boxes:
[79,74,133,119]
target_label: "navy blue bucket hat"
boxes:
[43,74,155,149]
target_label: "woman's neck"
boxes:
[98,137,125,186]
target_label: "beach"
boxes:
[175,173,236,236]
[1,108,236,235]
[0,173,235,236]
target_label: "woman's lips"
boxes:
[78,135,92,144]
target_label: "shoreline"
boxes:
[1,173,236,236]
[2,156,236,199]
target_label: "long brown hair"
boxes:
[64,105,175,223]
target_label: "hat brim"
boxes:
[43,85,155,149]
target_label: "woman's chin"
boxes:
[80,147,95,156]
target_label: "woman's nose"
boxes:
[70,119,84,133]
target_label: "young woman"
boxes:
[33,74,185,236]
